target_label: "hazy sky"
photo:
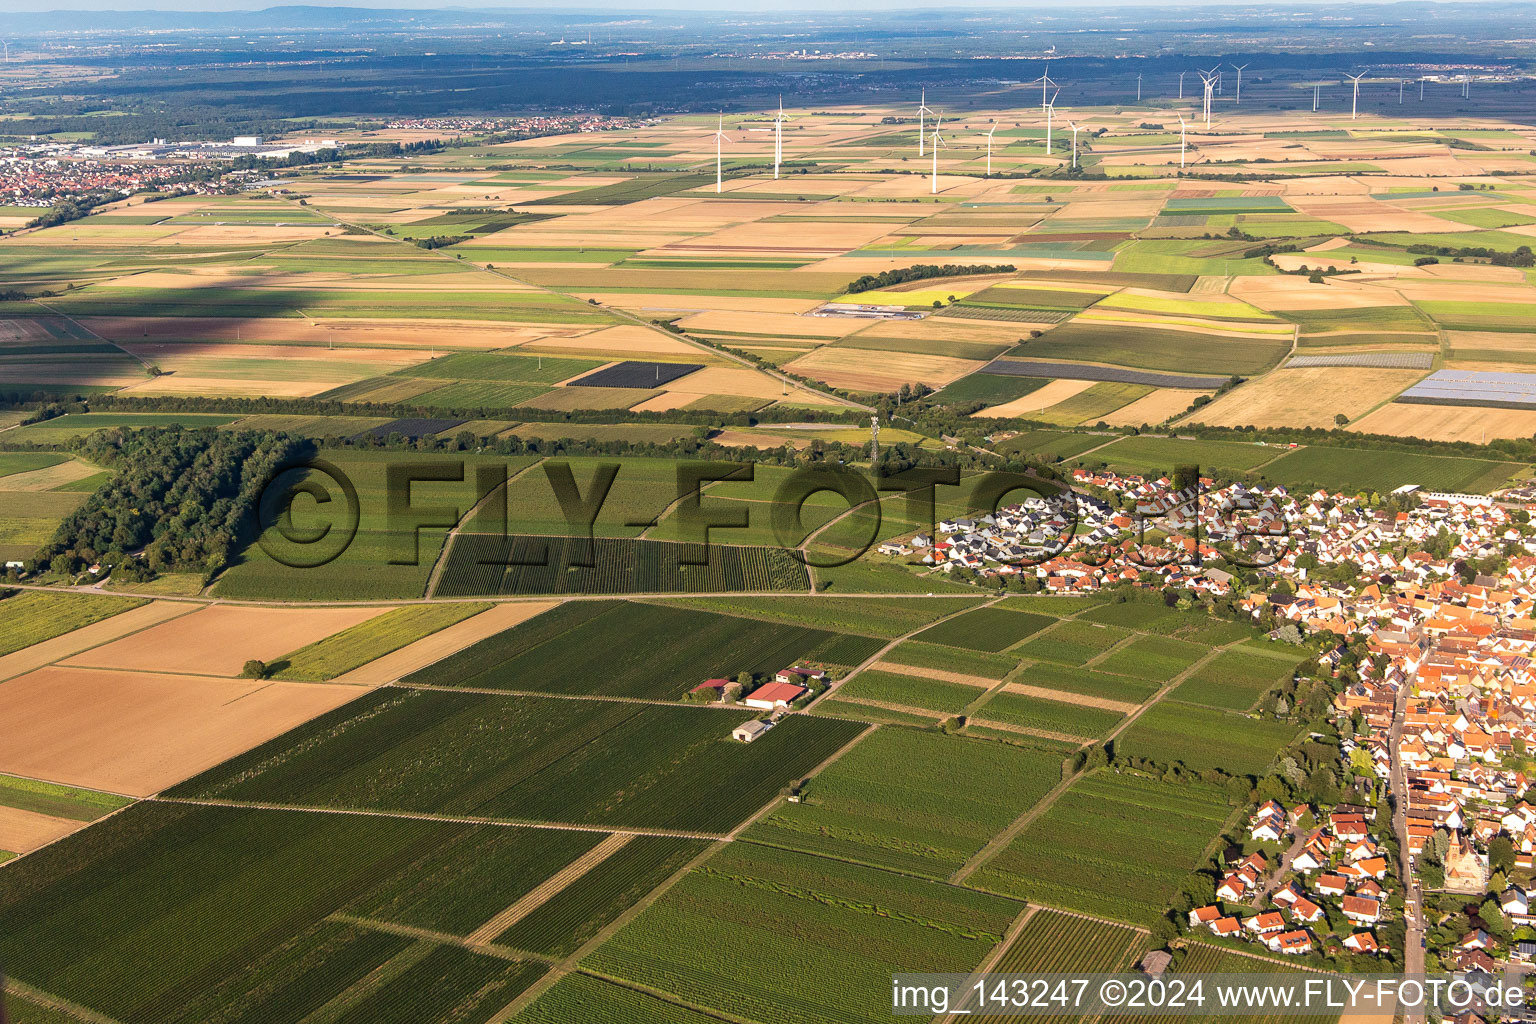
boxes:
[0,0,1499,11]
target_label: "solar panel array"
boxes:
[1286,352,1434,370]
[1398,369,1536,408]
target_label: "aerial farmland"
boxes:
[5,4,1536,1022]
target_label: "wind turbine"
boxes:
[1030,61,1058,114]
[917,89,935,157]
[1230,63,1248,105]
[773,96,786,179]
[985,122,997,176]
[1347,72,1366,120]
[1066,118,1085,170]
[1045,89,1060,156]
[929,116,947,194]
[1177,113,1187,170]
[1199,71,1217,128]
[710,115,731,194]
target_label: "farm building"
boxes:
[745,681,807,710]
[691,678,732,700]
[732,720,771,743]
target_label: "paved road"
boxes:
[1390,669,1425,1020]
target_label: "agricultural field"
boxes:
[1115,702,1300,775]
[270,602,494,681]
[910,605,1055,651]
[0,803,555,1023]
[969,771,1233,927]
[746,727,1062,877]
[584,841,1021,1024]
[1170,649,1296,711]
[169,686,866,833]
[16,76,1536,1024]
[403,599,879,699]
[0,592,146,658]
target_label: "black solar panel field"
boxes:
[569,361,704,388]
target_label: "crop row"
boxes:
[436,533,810,596]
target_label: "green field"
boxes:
[170,687,866,833]
[0,802,551,1024]
[585,842,1020,1024]
[911,606,1055,652]
[882,639,1018,679]
[972,690,1125,739]
[1258,445,1521,493]
[0,774,132,822]
[1012,322,1289,377]
[1116,701,1298,774]
[1016,620,1132,665]
[970,771,1231,926]
[495,835,707,957]
[271,602,493,681]
[405,599,879,699]
[1086,436,1278,474]
[1011,661,1159,705]
[0,452,69,479]
[1095,635,1207,682]
[747,727,1061,877]
[510,973,725,1024]
[215,450,542,602]
[652,595,984,637]
[836,668,990,716]
[0,592,146,657]
[1170,649,1295,711]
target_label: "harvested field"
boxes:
[1100,387,1210,426]
[975,379,1096,417]
[1350,402,1536,442]
[0,601,197,684]
[784,346,983,391]
[0,805,84,856]
[61,604,393,677]
[334,601,559,683]
[521,324,702,357]
[0,667,363,796]
[1185,367,1426,429]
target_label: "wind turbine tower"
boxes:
[1230,63,1248,104]
[1030,61,1058,114]
[1045,89,1059,156]
[710,115,731,194]
[917,89,934,157]
[773,96,785,179]
[1347,72,1366,120]
[929,116,947,194]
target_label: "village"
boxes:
[875,462,1536,982]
